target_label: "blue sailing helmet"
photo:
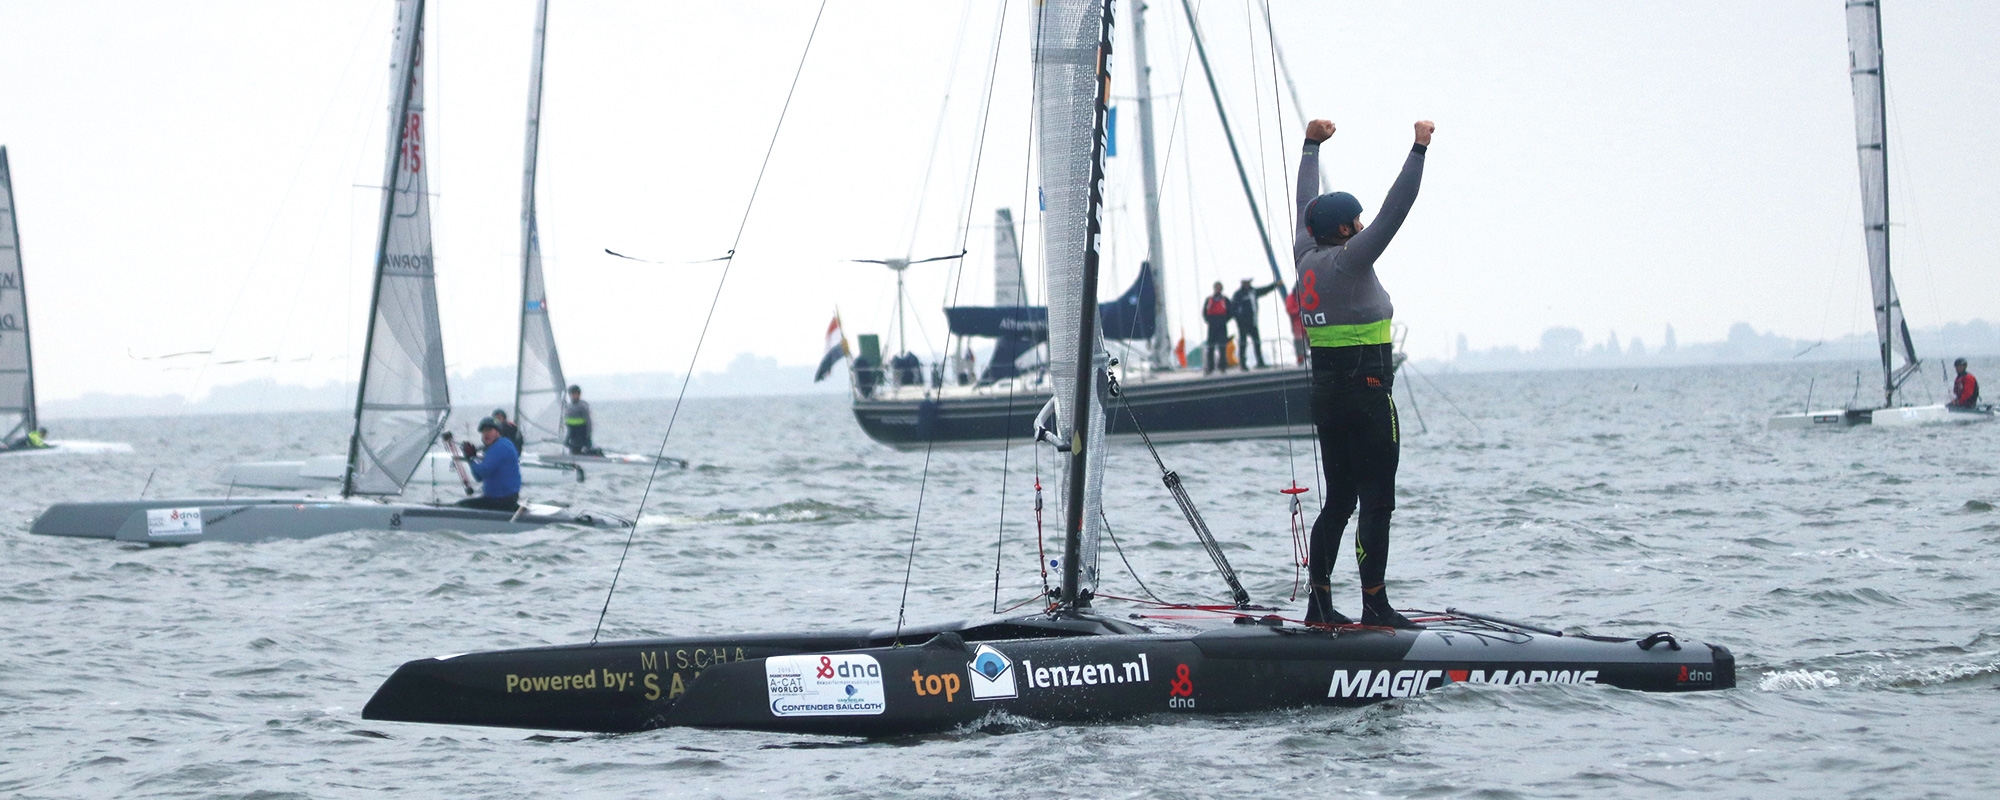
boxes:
[1304,191,1364,243]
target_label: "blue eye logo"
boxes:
[974,652,1010,680]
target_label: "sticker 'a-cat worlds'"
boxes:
[765,654,885,717]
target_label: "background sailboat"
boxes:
[1771,0,1992,429]
[31,0,620,542]
[845,0,1321,451]
[511,0,676,471]
[0,146,132,457]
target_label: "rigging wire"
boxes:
[590,0,830,644]
[898,0,1015,640]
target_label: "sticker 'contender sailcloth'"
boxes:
[346,0,451,496]
[764,654,886,717]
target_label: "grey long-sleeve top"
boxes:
[1291,140,1426,347]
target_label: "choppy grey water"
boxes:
[4,360,1999,798]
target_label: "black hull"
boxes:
[852,368,1314,450]
[363,610,1734,737]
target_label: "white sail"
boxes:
[1037,0,1113,592]
[993,208,1026,307]
[0,146,35,444]
[1846,0,1919,405]
[346,0,450,496]
[513,0,568,447]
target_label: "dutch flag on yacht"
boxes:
[813,312,850,382]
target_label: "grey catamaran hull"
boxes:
[30,497,625,543]
[362,610,1734,736]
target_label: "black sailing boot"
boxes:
[1360,586,1424,630]
[1302,583,1353,626]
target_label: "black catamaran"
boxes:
[1770,0,1993,429]
[29,0,623,543]
[363,0,1731,737]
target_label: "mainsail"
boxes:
[1036,0,1115,603]
[345,0,451,496]
[1846,0,1919,406]
[0,147,36,445]
[513,0,568,447]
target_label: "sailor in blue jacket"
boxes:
[457,417,522,511]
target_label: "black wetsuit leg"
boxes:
[456,494,521,512]
[1307,345,1400,593]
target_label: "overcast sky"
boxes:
[2,0,1996,401]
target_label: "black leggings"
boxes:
[456,494,521,512]
[1308,345,1400,591]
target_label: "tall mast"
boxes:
[1128,0,1171,367]
[514,0,551,424]
[345,0,432,497]
[1178,0,1288,302]
[1846,0,1917,406]
[1059,0,1117,612]
[0,147,36,441]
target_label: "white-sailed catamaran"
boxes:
[510,0,678,472]
[363,0,1730,737]
[30,0,623,543]
[0,147,132,457]
[1771,1,1992,429]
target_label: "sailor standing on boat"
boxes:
[1231,278,1280,371]
[563,385,601,456]
[1201,282,1233,375]
[1949,358,1980,409]
[457,418,522,512]
[1293,118,1431,630]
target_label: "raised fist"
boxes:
[1414,120,1435,146]
[1305,119,1335,143]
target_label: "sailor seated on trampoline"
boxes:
[456,418,522,512]
[1949,358,1980,410]
[2,427,49,450]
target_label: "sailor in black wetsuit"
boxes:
[1293,118,1432,630]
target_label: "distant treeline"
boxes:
[1438,319,2000,373]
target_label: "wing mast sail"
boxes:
[1846,0,1918,406]
[514,0,568,446]
[345,0,451,496]
[0,147,36,444]
[1037,0,1116,611]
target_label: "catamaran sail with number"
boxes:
[29,0,622,542]
[1771,0,1992,429]
[0,147,132,457]
[363,0,1731,737]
